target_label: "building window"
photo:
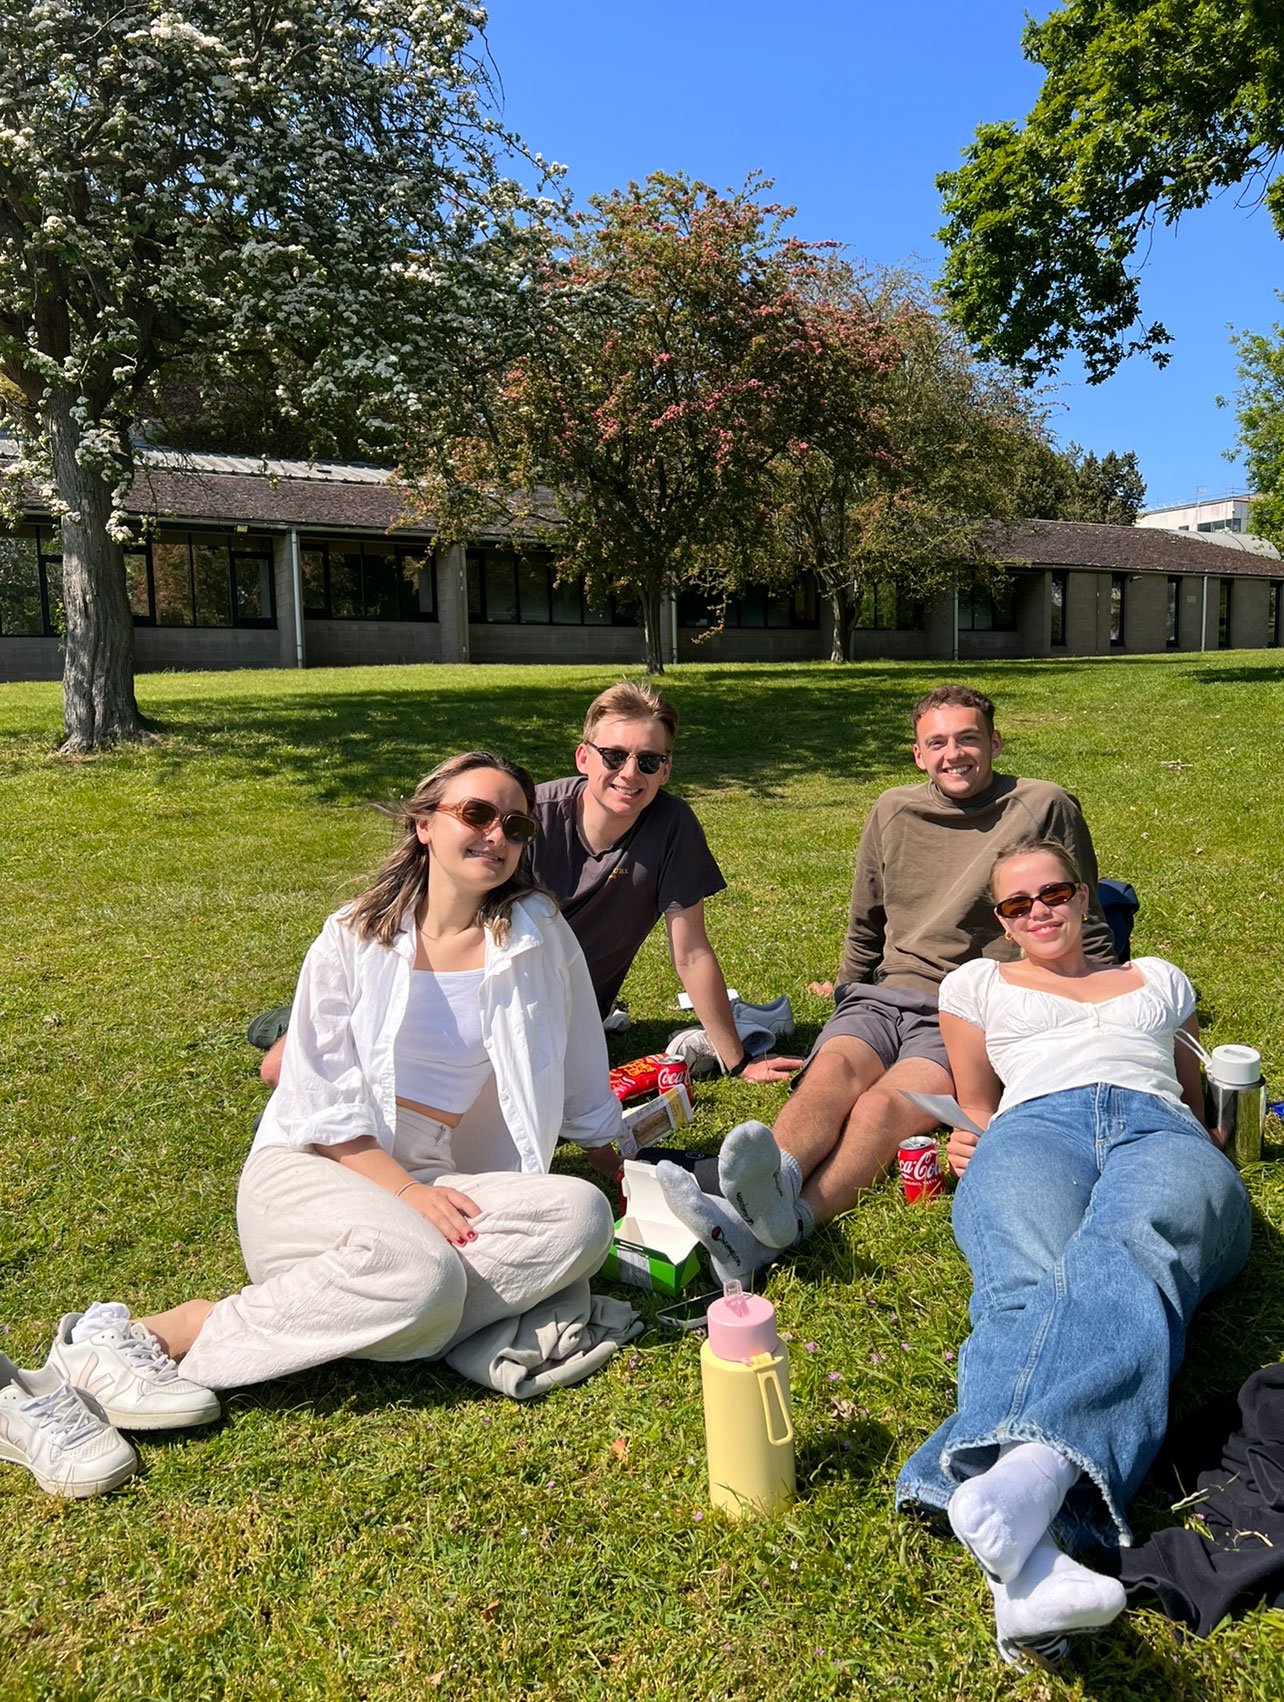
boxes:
[678,577,820,630]
[0,534,45,635]
[1218,578,1233,649]
[1270,581,1282,648]
[1166,577,1180,649]
[0,528,63,637]
[302,538,435,621]
[958,571,1015,632]
[1110,574,1126,646]
[852,580,919,632]
[126,531,277,628]
[1049,571,1067,648]
[466,546,632,626]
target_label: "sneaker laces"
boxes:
[117,1325,180,1384]
[23,1381,101,1449]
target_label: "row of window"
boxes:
[4,530,1283,652]
[302,538,435,622]
[1051,572,1284,652]
[128,534,276,628]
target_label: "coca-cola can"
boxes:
[898,1135,944,1202]
[610,1052,688,1103]
[656,1056,689,1094]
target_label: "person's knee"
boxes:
[363,1222,467,1342]
[799,1040,880,1106]
[557,1177,615,1261]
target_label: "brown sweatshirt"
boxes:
[837,773,1116,998]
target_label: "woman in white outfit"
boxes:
[896,839,1249,1667]
[53,752,621,1416]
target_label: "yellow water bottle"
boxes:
[700,1281,795,1518]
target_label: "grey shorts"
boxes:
[798,983,949,1080]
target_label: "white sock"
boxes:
[70,1301,131,1343]
[991,1535,1126,1666]
[948,1441,1079,1583]
[718,1121,806,1250]
[655,1162,779,1287]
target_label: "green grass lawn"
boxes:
[3,655,1284,1700]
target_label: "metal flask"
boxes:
[1204,1044,1266,1167]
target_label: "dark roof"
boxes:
[989,518,1280,578]
[13,444,1276,573]
[15,448,561,544]
[126,461,432,538]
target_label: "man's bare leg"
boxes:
[801,1055,952,1225]
[770,1035,888,1176]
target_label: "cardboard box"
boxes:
[619,1081,695,1159]
[601,1159,703,1294]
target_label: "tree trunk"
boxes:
[639,582,666,674]
[47,395,148,751]
[829,588,852,664]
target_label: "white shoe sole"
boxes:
[92,1395,220,1431]
[0,1438,137,1498]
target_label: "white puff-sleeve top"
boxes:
[937,955,1197,1118]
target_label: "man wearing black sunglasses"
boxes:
[658,683,1116,1287]
[252,681,799,1096]
[529,681,802,1086]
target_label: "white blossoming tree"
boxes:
[0,1,551,748]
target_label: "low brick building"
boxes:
[2,454,1280,681]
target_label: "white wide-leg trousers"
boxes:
[181,1109,614,1390]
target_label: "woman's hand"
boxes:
[403,1183,481,1246]
[947,1126,980,1177]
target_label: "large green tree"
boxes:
[770,270,1051,660]
[1230,302,1284,547]
[0,0,549,748]
[938,0,1284,383]
[423,173,892,672]
[1014,440,1147,523]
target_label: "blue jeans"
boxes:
[897,1086,1250,1551]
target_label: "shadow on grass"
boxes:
[145,666,931,807]
[1073,1618,1214,1700]
[797,1415,895,1491]
[216,1355,490,1425]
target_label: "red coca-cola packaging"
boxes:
[609,1052,689,1103]
[897,1134,945,1202]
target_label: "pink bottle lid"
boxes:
[707,1286,779,1362]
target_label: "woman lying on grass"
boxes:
[896,839,1250,1668]
[52,752,623,1428]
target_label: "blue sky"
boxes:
[483,0,1281,512]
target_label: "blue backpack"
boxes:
[1098,879,1140,962]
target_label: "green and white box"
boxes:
[602,1159,703,1295]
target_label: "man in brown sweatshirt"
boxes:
[657,684,1115,1285]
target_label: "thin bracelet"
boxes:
[395,1180,418,1199]
[725,1053,750,1078]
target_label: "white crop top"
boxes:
[393,968,492,1114]
[937,955,1197,1118]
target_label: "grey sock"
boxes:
[718,1121,803,1249]
[655,1162,779,1287]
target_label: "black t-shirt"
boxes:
[528,776,726,1014]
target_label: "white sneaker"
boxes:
[0,1355,137,1497]
[602,1000,630,1034]
[48,1306,221,1431]
[665,1026,726,1080]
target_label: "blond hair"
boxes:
[582,680,677,747]
[988,837,1082,902]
